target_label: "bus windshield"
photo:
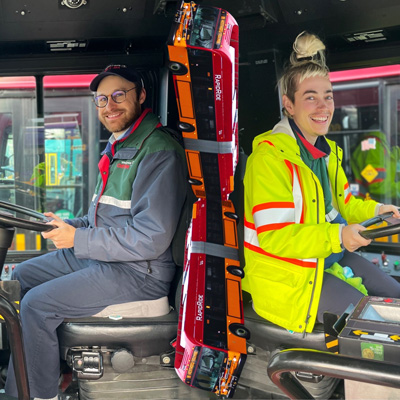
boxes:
[192,347,225,391]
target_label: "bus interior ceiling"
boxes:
[0,1,396,67]
[0,0,398,149]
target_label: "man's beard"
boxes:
[101,107,142,135]
[104,119,132,134]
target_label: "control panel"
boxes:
[357,251,400,277]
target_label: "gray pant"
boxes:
[318,251,400,322]
[5,248,170,398]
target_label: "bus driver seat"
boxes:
[56,189,196,395]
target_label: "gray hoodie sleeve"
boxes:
[73,149,187,262]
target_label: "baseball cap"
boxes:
[90,64,144,92]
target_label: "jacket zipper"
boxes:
[334,143,341,215]
[303,172,320,336]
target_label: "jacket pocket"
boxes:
[249,255,307,328]
[114,148,138,160]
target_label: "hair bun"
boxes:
[290,31,326,67]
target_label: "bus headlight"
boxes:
[61,0,87,9]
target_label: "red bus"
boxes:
[168,2,247,397]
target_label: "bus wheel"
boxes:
[188,178,203,186]
[227,265,245,278]
[224,212,239,221]
[168,62,188,75]
[229,323,251,340]
[178,121,195,132]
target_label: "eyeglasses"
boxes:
[93,87,137,108]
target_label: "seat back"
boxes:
[169,183,196,309]
[171,183,197,269]
[229,148,247,269]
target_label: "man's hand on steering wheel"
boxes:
[41,212,76,249]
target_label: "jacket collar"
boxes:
[264,117,339,165]
[258,117,305,165]
[271,116,295,138]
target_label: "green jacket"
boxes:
[243,117,379,333]
[68,109,187,282]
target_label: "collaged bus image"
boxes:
[175,198,247,398]
[167,1,239,201]
[168,2,247,398]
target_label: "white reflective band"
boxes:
[97,195,131,209]
[292,165,303,223]
[245,226,317,266]
[244,225,260,247]
[303,257,318,263]
[253,207,295,228]
[325,208,339,222]
[183,137,235,154]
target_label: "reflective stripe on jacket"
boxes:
[242,117,379,333]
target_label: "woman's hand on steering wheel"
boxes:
[378,204,400,218]
[357,204,400,240]
[342,224,372,252]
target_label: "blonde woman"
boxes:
[243,31,400,334]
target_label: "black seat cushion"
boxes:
[243,291,327,352]
[58,310,178,360]
[58,292,328,363]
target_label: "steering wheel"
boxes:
[359,211,400,240]
[0,201,55,232]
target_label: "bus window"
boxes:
[0,76,37,251]
[328,66,400,244]
[0,74,99,253]
[0,113,13,201]
[329,68,400,206]
[38,113,83,215]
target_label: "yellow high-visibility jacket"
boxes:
[242,118,379,333]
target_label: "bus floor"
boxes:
[56,347,342,400]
